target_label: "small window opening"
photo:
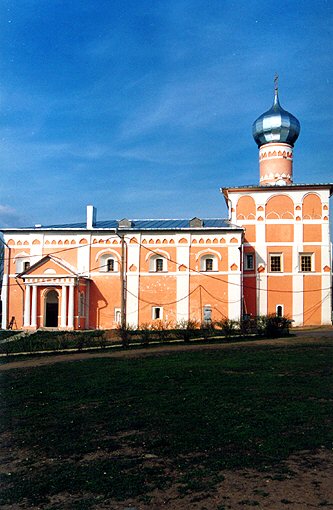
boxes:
[107,258,115,272]
[205,258,213,271]
[155,258,163,272]
[23,261,30,271]
[152,307,162,320]
[276,305,283,317]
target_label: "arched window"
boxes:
[276,305,283,317]
[149,255,167,272]
[15,253,31,273]
[99,254,119,273]
[200,254,217,272]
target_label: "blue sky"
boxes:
[0,0,332,228]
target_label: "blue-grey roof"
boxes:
[3,218,242,232]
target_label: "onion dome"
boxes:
[252,85,300,148]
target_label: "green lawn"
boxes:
[1,341,332,508]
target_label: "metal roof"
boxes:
[3,218,242,232]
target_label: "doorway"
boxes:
[45,290,59,327]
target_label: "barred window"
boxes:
[300,254,312,272]
[107,258,115,272]
[270,254,282,272]
[205,258,213,271]
[155,258,164,272]
[244,253,254,271]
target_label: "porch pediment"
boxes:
[19,255,78,280]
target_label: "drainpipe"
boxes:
[115,230,127,329]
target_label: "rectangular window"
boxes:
[155,258,163,272]
[205,258,213,271]
[244,253,254,271]
[152,307,163,320]
[300,254,312,272]
[23,261,30,271]
[107,259,115,272]
[270,254,282,272]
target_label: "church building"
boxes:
[1,85,332,330]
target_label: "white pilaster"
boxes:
[126,238,140,327]
[24,285,31,327]
[31,285,37,328]
[67,284,74,328]
[61,285,67,328]
[322,274,332,325]
[292,274,303,326]
[1,274,8,329]
[257,273,268,317]
[176,244,190,322]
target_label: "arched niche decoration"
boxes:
[213,238,218,244]
[23,241,29,246]
[162,239,168,244]
[51,240,57,245]
[71,240,76,245]
[58,240,63,245]
[64,240,69,245]
[236,196,256,220]
[7,239,15,246]
[179,238,188,244]
[302,193,322,219]
[79,238,88,245]
[17,240,22,246]
[130,237,137,244]
[265,195,294,219]
[32,239,41,245]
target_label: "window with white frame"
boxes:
[269,253,282,272]
[200,254,217,272]
[115,308,121,324]
[152,306,163,320]
[15,257,30,274]
[276,305,283,317]
[244,253,254,271]
[149,255,167,272]
[300,253,313,272]
[99,254,118,273]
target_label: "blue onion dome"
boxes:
[252,87,300,148]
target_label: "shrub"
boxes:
[175,319,200,343]
[117,324,134,348]
[256,314,290,338]
[216,319,240,338]
[138,323,152,345]
[200,321,216,340]
[151,320,171,342]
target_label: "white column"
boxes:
[67,284,74,328]
[60,285,67,328]
[31,285,37,328]
[23,285,31,327]
[1,274,8,329]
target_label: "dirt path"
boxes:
[1,334,332,371]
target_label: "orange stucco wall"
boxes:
[267,275,293,318]
[303,275,322,325]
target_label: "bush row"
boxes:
[0,315,290,355]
